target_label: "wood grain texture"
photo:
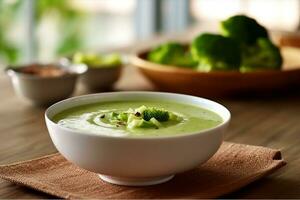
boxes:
[0,38,300,198]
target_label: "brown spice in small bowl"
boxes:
[17,64,68,77]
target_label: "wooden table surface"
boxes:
[0,39,300,198]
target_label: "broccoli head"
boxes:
[240,38,283,72]
[142,107,169,122]
[220,15,268,45]
[147,42,197,68]
[191,33,241,71]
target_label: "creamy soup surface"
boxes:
[52,100,223,137]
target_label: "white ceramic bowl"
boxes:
[6,63,87,106]
[60,57,123,92]
[80,66,122,91]
[45,92,230,186]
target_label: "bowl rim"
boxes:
[5,62,87,80]
[130,47,300,75]
[83,65,123,71]
[45,91,230,140]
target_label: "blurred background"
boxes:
[0,0,299,65]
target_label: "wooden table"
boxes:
[0,43,300,198]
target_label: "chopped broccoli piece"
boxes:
[135,105,147,114]
[127,113,139,123]
[127,119,158,129]
[72,52,122,67]
[127,119,141,129]
[142,107,169,122]
[147,42,197,68]
[191,33,241,71]
[240,38,283,72]
[109,112,119,119]
[220,15,269,45]
[149,118,162,128]
[127,117,162,129]
[117,112,128,122]
[169,112,183,121]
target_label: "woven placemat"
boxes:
[0,142,285,199]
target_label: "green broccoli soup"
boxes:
[52,101,223,137]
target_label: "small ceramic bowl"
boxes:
[6,63,87,106]
[81,66,122,91]
[45,92,230,186]
[60,57,122,92]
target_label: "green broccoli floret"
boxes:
[191,33,241,71]
[220,15,282,72]
[240,38,283,72]
[142,107,169,122]
[73,52,122,67]
[220,15,268,45]
[117,112,128,122]
[147,42,197,68]
[109,112,119,119]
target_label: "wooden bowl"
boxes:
[278,33,300,48]
[131,47,300,97]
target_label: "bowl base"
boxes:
[98,174,174,186]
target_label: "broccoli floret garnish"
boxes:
[109,112,119,119]
[117,112,128,122]
[147,42,197,68]
[240,38,283,72]
[100,106,181,130]
[220,15,268,45]
[191,33,241,71]
[142,107,169,122]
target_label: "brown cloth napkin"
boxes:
[0,142,285,199]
